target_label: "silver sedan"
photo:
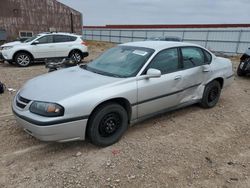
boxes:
[12,41,234,146]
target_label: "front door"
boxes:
[137,48,183,118]
[31,35,55,58]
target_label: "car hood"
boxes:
[1,41,22,47]
[19,66,122,102]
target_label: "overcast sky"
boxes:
[58,0,250,26]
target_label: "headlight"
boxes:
[2,46,13,50]
[30,101,64,117]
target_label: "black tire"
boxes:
[87,103,128,147]
[237,64,246,77]
[69,50,83,63]
[200,80,221,108]
[7,61,15,65]
[14,52,32,67]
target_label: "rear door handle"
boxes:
[174,75,182,80]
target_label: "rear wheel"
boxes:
[87,103,128,147]
[69,50,82,63]
[14,52,32,67]
[200,80,221,108]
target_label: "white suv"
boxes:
[1,32,88,67]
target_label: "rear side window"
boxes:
[53,35,76,43]
[181,47,205,69]
[203,50,212,63]
[69,36,77,41]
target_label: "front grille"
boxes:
[16,94,31,109]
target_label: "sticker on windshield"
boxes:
[132,50,148,56]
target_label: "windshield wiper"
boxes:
[80,64,105,75]
[80,64,125,78]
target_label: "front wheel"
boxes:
[200,80,221,108]
[14,52,32,67]
[87,103,128,147]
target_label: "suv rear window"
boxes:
[53,35,77,43]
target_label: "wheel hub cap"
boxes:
[72,53,81,62]
[99,113,121,137]
[17,55,30,66]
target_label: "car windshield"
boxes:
[23,35,40,43]
[84,46,154,78]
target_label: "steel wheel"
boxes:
[99,113,121,137]
[200,80,221,108]
[208,86,219,103]
[87,103,128,147]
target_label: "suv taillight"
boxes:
[81,41,88,46]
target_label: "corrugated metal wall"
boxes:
[83,28,250,54]
[0,0,82,41]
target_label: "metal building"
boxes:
[0,0,82,41]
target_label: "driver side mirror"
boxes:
[145,68,161,78]
[32,40,39,45]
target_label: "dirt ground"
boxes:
[0,41,249,188]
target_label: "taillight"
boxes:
[81,41,88,46]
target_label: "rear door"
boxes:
[137,48,184,118]
[53,35,76,57]
[178,46,212,103]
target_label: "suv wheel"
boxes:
[15,52,32,67]
[69,51,82,63]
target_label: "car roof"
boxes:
[120,41,202,51]
[38,32,80,37]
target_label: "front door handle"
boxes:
[174,75,182,80]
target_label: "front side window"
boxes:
[148,48,180,74]
[181,47,205,69]
[84,46,154,77]
[37,35,53,44]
